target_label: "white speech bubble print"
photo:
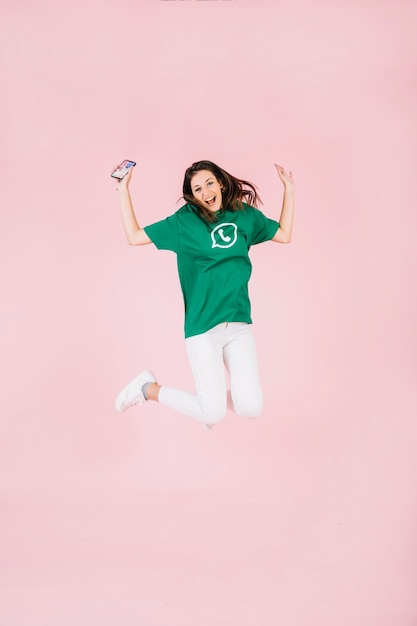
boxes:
[211,223,238,249]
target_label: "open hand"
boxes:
[274,164,294,190]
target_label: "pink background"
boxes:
[1,0,417,624]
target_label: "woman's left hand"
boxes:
[274,164,294,191]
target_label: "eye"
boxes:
[194,187,201,193]
[208,181,213,186]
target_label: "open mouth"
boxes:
[205,196,216,207]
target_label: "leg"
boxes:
[223,324,263,418]
[158,327,228,426]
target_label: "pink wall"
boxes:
[1,0,417,624]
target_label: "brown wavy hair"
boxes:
[182,160,262,223]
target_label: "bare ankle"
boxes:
[146,382,160,402]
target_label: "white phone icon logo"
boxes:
[218,229,231,243]
[211,223,238,249]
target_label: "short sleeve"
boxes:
[144,214,180,253]
[249,207,280,246]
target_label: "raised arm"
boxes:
[116,166,152,246]
[271,164,294,244]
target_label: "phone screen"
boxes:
[111,160,136,180]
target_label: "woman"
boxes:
[114,160,294,428]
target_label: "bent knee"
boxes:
[234,399,263,419]
[202,409,226,426]
[200,401,227,426]
[198,393,227,426]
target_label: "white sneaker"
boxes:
[115,370,156,413]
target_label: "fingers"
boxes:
[274,163,293,181]
[112,163,135,182]
[114,166,134,192]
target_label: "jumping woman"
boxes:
[114,160,294,429]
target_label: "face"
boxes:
[190,170,223,212]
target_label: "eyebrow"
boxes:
[192,177,213,190]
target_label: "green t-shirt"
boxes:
[144,203,279,338]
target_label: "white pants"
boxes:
[158,322,263,426]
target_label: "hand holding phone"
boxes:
[111,160,136,180]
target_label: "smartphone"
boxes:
[111,160,136,180]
